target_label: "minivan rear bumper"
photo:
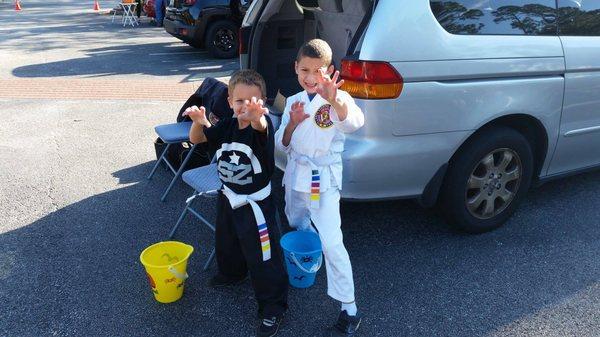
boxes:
[274,127,471,201]
[339,131,471,200]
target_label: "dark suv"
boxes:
[164,0,251,59]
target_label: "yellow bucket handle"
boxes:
[168,266,189,280]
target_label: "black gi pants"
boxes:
[215,192,288,317]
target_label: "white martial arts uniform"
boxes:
[275,90,364,303]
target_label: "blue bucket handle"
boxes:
[289,251,323,274]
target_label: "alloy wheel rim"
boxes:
[214,28,234,52]
[465,148,522,220]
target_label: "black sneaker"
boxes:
[257,313,284,337]
[328,311,362,336]
[207,273,247,288]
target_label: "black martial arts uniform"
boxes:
[204,116,288,317]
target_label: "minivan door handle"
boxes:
[542,12,557,24]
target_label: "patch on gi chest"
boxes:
[314,104,334,129]
[217,150,253,185]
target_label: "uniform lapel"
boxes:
[306,93,328,117]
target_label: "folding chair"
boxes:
[168,154,286,272]
[168,161,221,271]
[111,1,122,23]
[147,121,197,201]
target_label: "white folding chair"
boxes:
[120,2,139,27]
[111,1,122,23]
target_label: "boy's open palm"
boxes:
[182,105,208,124]
[289,101,309,126]
[316,69,344,104]
[238,97,269,122]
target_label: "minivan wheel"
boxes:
[205,20,238,59]
[440,126,534,233]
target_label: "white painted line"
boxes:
[149,51,208,56]
[189,65,223,70]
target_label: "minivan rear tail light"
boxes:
[239,26,251,55]
[184,0,196,5]
[340,59,403,99]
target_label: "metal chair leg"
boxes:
[169,206,189,239]
[169,193,198,238]
[160,144,198,202]
[148,143,171,180]
[203,248,215,271]
[170,192,216,271]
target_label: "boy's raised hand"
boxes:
[238,96,269,122]
[281,101,309,147]
[289,101,309,126]
[182,105,209,125]
[316,68,344,104]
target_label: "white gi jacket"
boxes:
[275,90,364,194]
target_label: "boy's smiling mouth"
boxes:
[305,82,317,90]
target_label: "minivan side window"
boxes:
[558,0,600,36]
[430,0,557,36]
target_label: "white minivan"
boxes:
[240,0,600,233]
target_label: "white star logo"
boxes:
[229,152,241,165]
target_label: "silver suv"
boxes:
[240,0,600,233]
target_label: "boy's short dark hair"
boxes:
[296,39,333,66]
[228,69,267,98]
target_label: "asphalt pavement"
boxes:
[0,1,598,337]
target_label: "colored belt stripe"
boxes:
[251,203,271,261]
[310,169,320,208]
[222,184,272,262]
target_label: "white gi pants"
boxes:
[284,186,355,303]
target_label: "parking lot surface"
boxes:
[0,1,598,336]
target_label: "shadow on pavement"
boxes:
[2,0,239,81]
[12,42,238,81]
[1,158,599,336]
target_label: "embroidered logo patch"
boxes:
[314,104,333,129]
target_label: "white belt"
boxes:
[287,150,340,209]
[222,183,272,261]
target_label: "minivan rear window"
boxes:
[430,0,557,36]
[557,0,600,36]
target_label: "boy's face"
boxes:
[228,83,265,116]
[295,56,334,94]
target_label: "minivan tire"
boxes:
[439,126,534,233]
[205,20,239,59]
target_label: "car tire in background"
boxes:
[439,126,534,233]
[205,20,239,59]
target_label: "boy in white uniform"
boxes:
[274,39,364,336]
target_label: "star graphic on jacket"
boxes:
[229,152,240,165]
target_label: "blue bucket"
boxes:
[280,231,323,288]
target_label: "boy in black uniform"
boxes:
[183,70,288,337]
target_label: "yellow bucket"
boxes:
[140,241,194,303]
